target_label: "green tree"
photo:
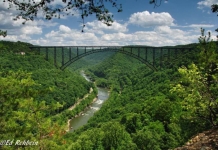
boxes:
[0,70,65,149]
[132,121,165,150]
[170,28,218,127]
[69,128,105,150]
[211,4,218,37]
[101,121,136,150]
[0,30,7,37]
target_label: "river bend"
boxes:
[69,71,109,131]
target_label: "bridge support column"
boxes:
[153,48,155,66]
[175,48,178,59]
[46,47,48,61]
[54,47,57,67]
[69,47,72,61]
[138,47,140,57]
[160,48,163,68]
[38,47,40,55]
[29,45,193,71]
[62,47,64,66]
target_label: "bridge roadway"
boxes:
[29,46,194,71]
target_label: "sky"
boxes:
[0,0,218,46]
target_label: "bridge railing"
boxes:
[29,46,195,71]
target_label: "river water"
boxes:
[69,71,109,132]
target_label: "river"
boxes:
[69,71,109,132]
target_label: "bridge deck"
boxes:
[29,46,194,70]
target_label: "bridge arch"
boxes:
[60,47,157,71]
[29,46,193,71]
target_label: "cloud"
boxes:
[2,23,213,47]
[0,3,57,36]
[43,25,99,45]
[0,4,55,42]
[0,1,17,13]
[85,20,128,34]
[101,32,133,41]
[29,20,58,27]
[0,0,79,21]
[99,27,199,46]
[33,22,203,46]
[154,26,172,34]
[59,25,72,33]
[0,34,32,42]
[128,11,174,27]
[198,0,218,8]
[2,21,210,47]
[188,24,215,28]
[0,6,216,47]
[177,24,215,28]
[21,26,42,35]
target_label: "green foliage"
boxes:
[0,41,92,115]
[0,70,66,149]
[0,30,7,37]
[171,29,218,127]
[32,69,92,113]
[68,121,136,150]
[1,39,216,149]
[101,122,131,149]
[211,4,218,34]
[0,41,97,148]
[86,52,143,89]
[0,40,35,54]
[133,121,165,150]
[65,41,214,149]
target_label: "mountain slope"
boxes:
[64,42,218,150]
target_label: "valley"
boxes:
[0,40,217,150]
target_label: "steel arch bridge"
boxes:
[29,46,194,71]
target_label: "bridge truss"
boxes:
[29,46,193,71]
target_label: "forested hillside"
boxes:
[86,52,144,89]
[0,40,98,149]
[1,0,218,149]
[0,41,95,111]
[64,36,218,149]
[0,35,217,149]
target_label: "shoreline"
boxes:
[65,70,110,132]
[68,87,93,111]
[66,97,98,132]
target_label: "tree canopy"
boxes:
[171,28,218,127]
